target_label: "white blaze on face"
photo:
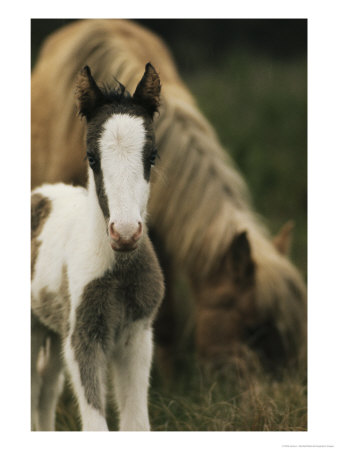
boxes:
[99,114,150,240]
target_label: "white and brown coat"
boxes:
[31,64,164,431]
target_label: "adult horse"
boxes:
[31,19,306,370]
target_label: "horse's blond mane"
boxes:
[33,19,306,352]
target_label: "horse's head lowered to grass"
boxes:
[192,225,306,371]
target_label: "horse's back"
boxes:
[34,20,186,88]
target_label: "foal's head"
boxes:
[76,63,161,252]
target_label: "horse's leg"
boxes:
[31,312,46,431]
[150,230,177,378]
[113,324,153,431]
[63,333,109,431]
[37,332,64,431]
[31,312,64,431]
[153,264,177,379]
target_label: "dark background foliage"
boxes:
[31,19,307,66]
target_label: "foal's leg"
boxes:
[152,246,177,380]
[64,333,109,431]
[113,323,153,431]
[31,313,46,430]
[37,332,64,431]
[31,314,63,431]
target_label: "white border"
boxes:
[1,1,337,448]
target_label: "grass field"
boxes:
[36,45,307,432]
[55,360,307,431]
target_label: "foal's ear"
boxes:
[227,231,255,286]
[133,63,161,118]
[75,66,104,119]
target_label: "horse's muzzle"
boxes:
[109,222,142,252]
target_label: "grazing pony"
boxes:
[31,63,164,431]
[31,19,307,370]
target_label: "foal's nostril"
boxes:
[109,223,120,241]
[132,222,143,242]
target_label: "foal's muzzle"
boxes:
[109,222,143,252]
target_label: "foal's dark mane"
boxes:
[98,80,155,119]
[101,79,131,102]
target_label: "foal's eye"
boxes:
[149,148,158,166]
[87,153,97,169]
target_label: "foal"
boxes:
[31,63,164,431]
